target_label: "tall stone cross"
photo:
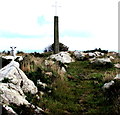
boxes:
[52,1,61,54]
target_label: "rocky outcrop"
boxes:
[50,52,74,64]
[0,61,38,106]
[73,51,105,60]
[0,61,38,94]
[90,58,111,64]
[0,83,29,105]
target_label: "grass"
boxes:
[32,60,117,114]
[21,57,120,114]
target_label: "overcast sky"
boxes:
[0,0,119,52]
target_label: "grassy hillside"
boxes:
[5,51,119,115]
[21,53,120,115]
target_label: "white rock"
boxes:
[0,61,38,106]
[61,67,66,73]
[30,104,44,113]
[2,56,14,60]
[114,64,120,69]
[114,74,120,80]
[101,53,104,56]
[88,52,96,57]
[3,105,18,115]
[91,58,111,64]
[37,80,47,89]
[39,91,44,98]
[45,60,54,66]
[2,56,23,61]
[103,80,115,89]
[73,51,87,60]
[0,83,29,105]
[50,52,74,63]
[45,72,53,76]
[94,51,101,57]
[0,61,38,94]
[98,58,111,63]
[109,56,114,60]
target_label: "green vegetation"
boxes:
[23,59,119,114]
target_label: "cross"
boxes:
[52,1,61,16]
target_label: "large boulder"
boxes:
[0,83,29,105]
[0,61,38,106]
[50,52,74,64]
[0,61,38,94]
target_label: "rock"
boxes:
[50,52,74,63]
[30,104,44,114]
[74,51,105,60]
[109,56,114,60]
[61,67,66,73]
[103,80,115,89]
[94,51,101,57]
[45,72,53,76]
[0,61,38,106]
[3,105,18,115]
[2,56,14,60]
[114,64,120,69]
[45,60,54,66]
[0,61,38,94]
[39,91,44,98]
[114,74,120,80]
[88,52,96,58]
[73,51,88,60]
[0,83,29,105]
[103,74,120,90]
[90,58,111,64]
[2,56,23,61]
[37,80,47,89]
[101,53,104,56]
